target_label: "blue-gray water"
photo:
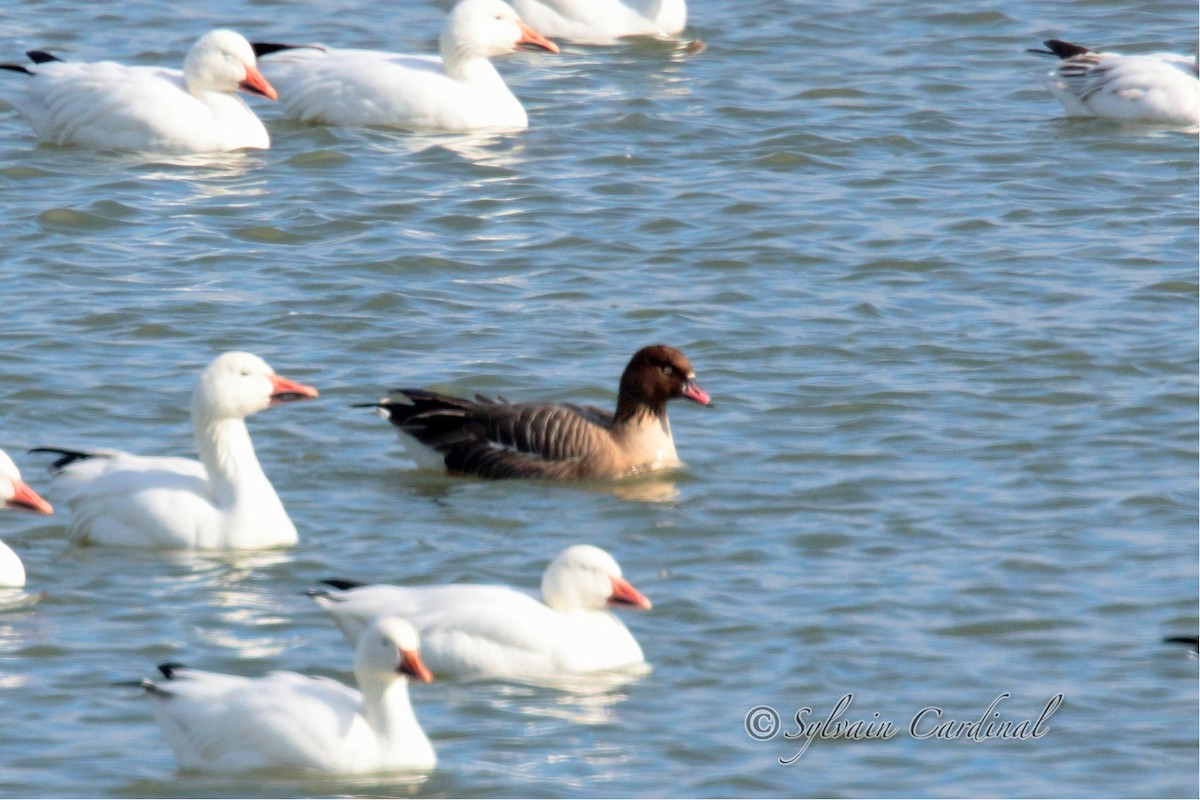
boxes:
[0,0,1197,797]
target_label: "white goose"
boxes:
[510,0,686,45]
[0,449,53,588]
[311,545,651,679]
[253,0,558,133]
[1031,39,1200,127]
[132,616,435,774]
[33,352,317,550]
[0,30,278,153]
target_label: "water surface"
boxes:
[0,0,1196,796]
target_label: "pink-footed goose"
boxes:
[362,344,711,480]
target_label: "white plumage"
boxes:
[511,0,691,44]
[34,352,317,550]
[1033,39,1199,127]
[0,449,53,588]
[0,30,278,153]
[312,545,651,680]
[510,0,686,45]
[135,616,435,774]
[256,0,558,133]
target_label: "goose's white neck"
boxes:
[361,677,423,752]
[194,416,272,501]
[189,400,296,549]
[440,45,507,87]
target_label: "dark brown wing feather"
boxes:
[377,390,615,479]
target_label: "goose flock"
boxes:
[0,0,1194,783]
[4,343,704,774]
[1,1,1195,155]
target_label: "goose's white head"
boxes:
[541,545,651,613]
[355,616,434,684]
[190,351,318,423]
[183,29,278,99]
[440,0,559,65]
[0,449,52,515]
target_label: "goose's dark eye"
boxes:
[661,365,674,376]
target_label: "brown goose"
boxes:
[363,345,711,479]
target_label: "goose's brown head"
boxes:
[619,345,711,413]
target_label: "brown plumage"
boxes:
[365,345,712,480]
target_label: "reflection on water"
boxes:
[379,466,680,508]
[475,667,649,725]
[129,151,265,180]
[428,133,526,168]
[608,477,680,503]
[140,549,294,587]
[0,600,41,689]
[169,550,298,660]
[118,766,431,798]
[295,123,527,168]
[0,589,42,614]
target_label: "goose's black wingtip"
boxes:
[320,578,367,591]
[28,447,103,471]
[26,50,63,64]
[251,41,326,58]
[1030,39,1092,59]
[1163,635,1200,651]
[0,49,64,74]
[156,662,188,679]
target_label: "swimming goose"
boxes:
[253,0,558,133]
[363,344,710,480]
[0,30,278,153]
[131,616,435,774]
[0,449,53,588]
[32,352,317,550]
[311,545,650,679]
[510,0,686,45]
[1030,39,1199,127]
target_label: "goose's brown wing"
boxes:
[377,390,615,479]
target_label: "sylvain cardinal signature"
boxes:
[745,692,1064,764]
